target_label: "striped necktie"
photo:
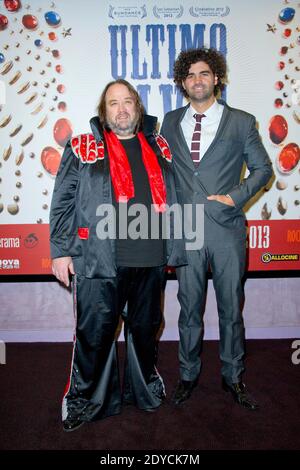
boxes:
[191,113,206,167]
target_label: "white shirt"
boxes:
[181,100,224,160]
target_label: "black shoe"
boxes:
[143,406,159,413]
[222,378,259,411]
[63,415,85,432]
[171,379,197,405]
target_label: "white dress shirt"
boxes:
[181,100,224,161]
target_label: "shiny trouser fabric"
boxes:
[176,239,246,384]
[62,266,166,423]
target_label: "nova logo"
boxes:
[0,259,20,269]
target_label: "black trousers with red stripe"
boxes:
[62,266,166,422]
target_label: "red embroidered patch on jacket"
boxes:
[155,134,172,162]
[77,227,89,239]
[71,134,104,163]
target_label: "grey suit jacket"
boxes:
[160,100,273,243]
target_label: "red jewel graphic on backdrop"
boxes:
[278,61,285,70]
[269,115,288,144]
[276,143,300,174]
[22,15,39,30]
[41,147,62,176]
[0,14,9,31]
[58,101,67,111]
[0,3,70,220]
[280,46,289,55]
[53,118,73,147]
[274,98,283,108]
[57,84,65,93]
[283,28,292,38]
[4,0,21,12]
[48,32,57,41]
[275,81,284,90]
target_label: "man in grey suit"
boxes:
[161,47,273,410]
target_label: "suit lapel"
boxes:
[200,101,231,163]
[173,105,196,171]
[171,101,232,168]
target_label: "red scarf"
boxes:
[103,129,166,212]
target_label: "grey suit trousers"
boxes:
[176,238,246,383]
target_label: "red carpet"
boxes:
[0,340,299,451]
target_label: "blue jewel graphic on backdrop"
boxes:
[44,11,61,27]
[34,39,43,48]
[0,53,5,64]
[278,8,295,24]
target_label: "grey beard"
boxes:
[107,117,139,136]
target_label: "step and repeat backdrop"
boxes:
[0,0,299,274]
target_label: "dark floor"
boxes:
[0,340,299,451]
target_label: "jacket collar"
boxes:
[89,114,158,142]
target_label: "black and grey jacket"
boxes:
[50,115,187,278]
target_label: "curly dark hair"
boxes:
[173,47,227,98]
[97,79,144,129]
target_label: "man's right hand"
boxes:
[52,256,75,287]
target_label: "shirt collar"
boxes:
[188,99,223,122]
